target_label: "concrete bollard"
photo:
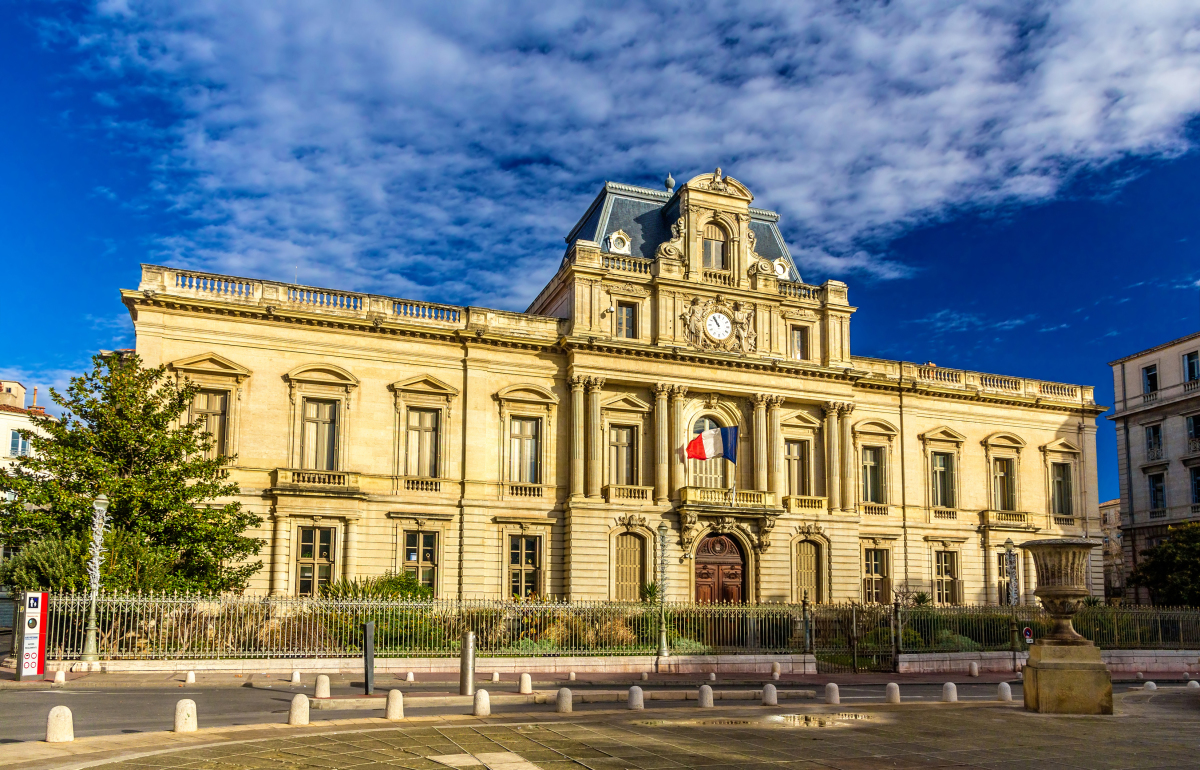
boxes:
[1145,681,1157,691]
[492,672,500,682]
[1188,680,1200,690]
[885,683,900,704]
[825,682,839,705]
[708,672,716,681]
[942,682,958,703]
[473,689,491,717]
[969,662,980,678]
[519,673,532,694]
[627,686,644,710]
[174,699,198,733]
[288,694,309,726]
[386,689,404,720]
[771,662,781,678]
[315,674,330,699]
[185,671,195,684]
[568,672,576,681]
[556,688,573,713]
[291,670,301,685]
[406,671,415,683]
[54,670,66,684]
[772,671,780,681]
[762,683,777,706]
[1136,672,1144,680]
[45,706,74,743]
[998,682,1012,702]
[698,684,714,708]
[641,672,649,681]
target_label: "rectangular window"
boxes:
[931,451,955,508]
[1191,467,1200,505]
[608,425,637,486]
[791,326,809,361]
[509,418,541,484]
[297,526,335,597]
[1143,364,1159,394]
[192,389,229,458]
[403,531,437,591]
[9,430,29,457]
[301,399,338,471]
[862,549,890,604]
[1148,473,1166,511]
[785,440,809,496]
[1186,352,1200,382]
[406,408,440,478]
[510,534,541,599]
[1146,424,1163,459]
[1189,416,1199,441]
[861,447,885,504]
[615,302,637,339]
[993,457,1017,511]
[935,551,960,605]
[1051,462,1073,516]
[703,238,726,269]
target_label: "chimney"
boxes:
[32,387,37,407]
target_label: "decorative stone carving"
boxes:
[680,511,700,550]
[606,282,648,297]
[703,167,731,193]
[1020,538,1102,643]
[680,295,757,353]
[617,513,648,531]
[796,522,825,537]
[655,217,687,262]
[782,308,818,320]
[732,302,756,353]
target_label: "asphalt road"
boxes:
[0,681,1052,744]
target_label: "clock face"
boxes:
[706,312,732,340]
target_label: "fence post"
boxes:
[802,593,813,655]
[363,621,375,696]
[850,604,858,675]
[891,600,901,673]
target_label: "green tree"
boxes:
[0,352,263,592]
[1129,522,1200,606]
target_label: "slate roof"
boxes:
[564,181,802,283]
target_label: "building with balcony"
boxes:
[122,171,1105,603]
[1108,330,1200,604]
[1098,498,1123,602]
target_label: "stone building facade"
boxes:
[1108,330,1200,604]
[123,171,1105,603]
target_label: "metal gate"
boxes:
[811,603,896,673]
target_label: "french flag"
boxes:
[686,426,739,463]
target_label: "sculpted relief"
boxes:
[680,294,757,354]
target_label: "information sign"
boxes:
[18,591,49,681]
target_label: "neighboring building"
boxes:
[123,171,1105,602]
[1108,331,1200,604]
[1098,498,1123,602]
[1,379,47,571]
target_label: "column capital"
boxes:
[585,376,606,391]
[653,382,671,397]
[569,375,587,391]
[765,394,785,408]
[668,385,689,400]
[839,401,856,416]
[751,393,771,408]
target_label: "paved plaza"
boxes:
[3,687,1199,770]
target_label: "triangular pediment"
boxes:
[495,383,559,405]
[169,352,251,381]
[602,394,651,413]
[920,425,967,444]
[389,375,460,398]
[781,409,822,428]
[1041,438,1081,454]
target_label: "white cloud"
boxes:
[46,0,1200,308]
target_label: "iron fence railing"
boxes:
[37,593,1200,661]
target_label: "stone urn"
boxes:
[1020,538,1100,644]
[1018,538,1111,715]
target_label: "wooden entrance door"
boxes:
[694,534,745,603]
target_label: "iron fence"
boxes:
[38,593,1200,662]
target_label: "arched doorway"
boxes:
[694,533,745,603]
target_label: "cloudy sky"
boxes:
[4,0,1200,498]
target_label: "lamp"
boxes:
[657,521,670,658]
[81,493,110,664]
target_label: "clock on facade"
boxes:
[705,312,732,340]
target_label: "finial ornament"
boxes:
[665,172,675,192]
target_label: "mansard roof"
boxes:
[564,180,801,282]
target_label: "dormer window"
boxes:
[703,224,727,270]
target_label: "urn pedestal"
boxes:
[1019,538,1112,715]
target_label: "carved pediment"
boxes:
[389,375,460,399]
[602,394,651,414]
[781,409,822,429]
[685,169,753,201]
[495,383,559,405]
[920,425,967,444]
[169,352,251,383]
[854,418,898,438]
[1040,438,1081,454]
[983,431,1026,450]
[284,363,359,390]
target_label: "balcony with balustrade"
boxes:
[848,357,1095,407]
[679,486,778,509]
[980,510,1037,530]
[783,495,827,514]
[604,484,655,505]
[272,468,363,497]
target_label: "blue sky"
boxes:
[3,1,1200,501]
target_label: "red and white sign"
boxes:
[20,592,49,680]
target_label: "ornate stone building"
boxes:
[123,171,1105,602]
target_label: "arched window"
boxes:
[796,540,822,603]
[691,416,727,488]
[614,532,645,601]
[703,224,727,270]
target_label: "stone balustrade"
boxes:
[602,255,653,274]
[860,503,889,516]
[403,477,442,493]
[604,484,655,504]
[702,269,735,287]
[680,486,776,509]
[783,495,826,514]
[981,510,1032,528]
[777,281,822,301]
[847,358,1093,405]
[273,468,361,489]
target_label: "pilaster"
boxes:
[669,385,689,498]
[270,513,290,596]
[824,402,841,512]
[840,402,856,512]
[752,393,769,492]
[570,376,586,498]
[586,377,605,498]
[654,383,670,503]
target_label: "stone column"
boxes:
[669,386,689,497]
[270,513,290,595]
[653,383,670,503]
[823,402,840,511]
[569,376,586,498]
[840,403,856,512]
[586,377,605,498]
[767,396,784,498]
[343,518,359,581]
[752,394,769,492]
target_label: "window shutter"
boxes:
[952,579,964,606]
[881,578,893,604]
[862,577,871,603]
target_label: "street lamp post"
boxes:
[81,493,110,663]
[1004,537,1019,673]
[657,521,669,658]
